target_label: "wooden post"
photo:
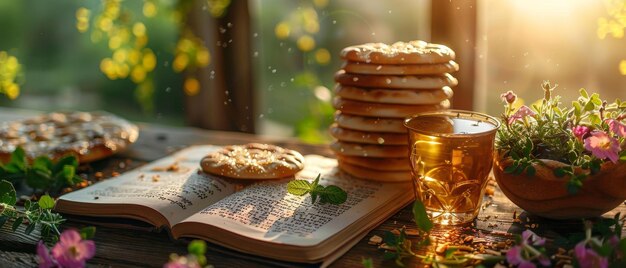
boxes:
[185,0,255,133]
[431,0,477,110]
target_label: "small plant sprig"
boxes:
[497,82,626,193]
[0,147,84,193]
[287,174,348,205]
[0,180,65,239]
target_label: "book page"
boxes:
[57,145,238,225]
[178,155,412,247]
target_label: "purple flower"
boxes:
[508,105,536,125]
[607,119,626,137]
[506,246,537,268]
[37,241,57,268]
[50,229,96,268]
[584,131,621,163]
[574,241,608,268]
[572,125,591,141]
[522,230,546,246]
[501,91,517,104]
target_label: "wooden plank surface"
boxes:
[1,109,625,267]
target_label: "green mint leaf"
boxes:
[286,180,311,196]
[361,257,374,268]
[310,173,320,190]
[317,185,347,205]
[33,156,52,171]
[412,199,433,232]
[26,169,52,190]
[38,195,55,210]
[188,240,207,257]
[80,226,96,240]
[310,192,319,203]
[62,165,76,181]
[0,180,17,206]
[9,147,26,171]
[52,155,78,174]
[11,217,23,231]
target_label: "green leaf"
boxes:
[0,180,17,206]
[286,180,311,196]
[523,138,533,156]
[579,88,589,99]
[62,165,75,181]
[33,156,52,171]
[80,226,96,240]
[26,169,52,190]
[526,165,536,177]
[567,179,583,194]
[310,173,320,190]
[24,200,31,211]
[52,155,78,174]
[384,230,398,245]
[584,101,595,112]
[11,217,23,231]
[588,114,602,125]
[9,147,26,171]
[553,168,567,177]
[504,164,518,174]
[38,195,55,210]
[412,199,433,232]
[318,185,347,205]
[24,223,36,235]
[573,101,582,117]
[187,240,206,257]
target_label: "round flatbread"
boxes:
[338,161,411,182]
[329,124,407,145]
[342,60,459,75]
[336,155,410,171]
[333,97,449,118]
[0,111,138,163]
[335,70,458,89]
[334,112,406,133]
[330,141,407,158]
[334,84,453,105]
[200,143,305,179]
[340,40,455,64]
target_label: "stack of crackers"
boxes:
[330,40,458,182]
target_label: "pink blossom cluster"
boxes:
[37,230,95,268]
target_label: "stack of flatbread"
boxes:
[330,40,458,182]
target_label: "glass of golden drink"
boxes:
[404,110,500,225]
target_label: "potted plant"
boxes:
[493,81,626,219]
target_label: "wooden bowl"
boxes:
[493,155,626,219]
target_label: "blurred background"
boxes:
[0,0,624,142]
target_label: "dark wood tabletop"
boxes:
[0,108,625,268]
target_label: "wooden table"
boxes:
[0,109,625,267]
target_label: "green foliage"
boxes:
[412,200,433,233]
[361,257,374,268]
[0,147,83,193]
[80,226,96,240]
[286,174,347,205]
[188,240,208,266]
[0,180,65,240]
[496,82,626,192]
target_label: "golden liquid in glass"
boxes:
[405,111,499,225]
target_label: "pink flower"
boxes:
[574,241,608,268]
[37,241,57,268]
[501,91,517,104]
[607,119,626,137]
[584,131,621,163]
[506,246,537,268]
[508,105,537,125]
[522,230,546,246]
[572,125,591,141]
[50,229,96,268]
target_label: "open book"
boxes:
[56,146,414,266]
